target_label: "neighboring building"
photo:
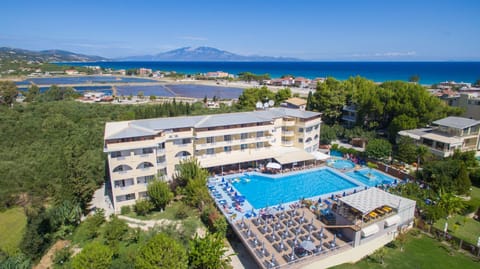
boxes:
[65,69,79,75]
[445,93,480,120]
[205,71,230,78]
[282,97,307,110]
[398,116,480,157]
[293,77,311,88]
[138,68,153,76]
[271,77,294,86]
[342,104,359,128]
[104,108,321,211]
[309,77,326,89]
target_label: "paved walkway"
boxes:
[88,184,114,217]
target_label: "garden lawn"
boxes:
[333,232,479,269]
[124,201,198,221]
[434,215,480,245]
[0,207,27,253]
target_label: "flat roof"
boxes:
[105,107,321,140]
[433,116,480,129]
[285,97,307,106]
[339,188,415,215]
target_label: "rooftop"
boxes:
[433,116,480,129]
[339,188,415,215]
[285,97,307,106]
[105,107,321,140]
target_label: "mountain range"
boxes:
[0,46,300,62]
[0,47,107,62]
[117,46,300,61]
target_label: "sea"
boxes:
[63,61,480,85]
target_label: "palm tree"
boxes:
[437,190,465,217]
[415,145,429,174]
[367,162,378,178]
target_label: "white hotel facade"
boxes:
[104,108,321,212]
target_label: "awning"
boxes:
[274,150,315,164]
[384,215,401,227]
[361,224,379,238]
[312,151,330,161]
[266,162,282,169]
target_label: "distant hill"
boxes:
[118,46,300,61]
[0,47,107,62]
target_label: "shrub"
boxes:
[53,246,72,266]
[134,200,154,216]
[120,206,131,215]
[175,203,189,220]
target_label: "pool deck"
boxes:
[208,165,405,268]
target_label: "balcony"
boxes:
[282,140,294,146]
[156,148,166,155]
[282,131,295,136]
[283,120,296,126]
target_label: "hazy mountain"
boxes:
[118,46,300,61]
[0,47,107,62]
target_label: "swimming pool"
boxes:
[345,168,396,187]
[231,168,359,209]
[327,159,355,170]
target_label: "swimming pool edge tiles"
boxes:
[209,167,368,216]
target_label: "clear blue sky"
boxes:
[1,0,479,60]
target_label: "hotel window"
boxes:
[224,135,232,141]
[206,137,214,143]
[256,131,264,137]
[156,156,166,163]
[314,124,319,130]
[206,148,214,155]
[241,133,248,140]
[142,148,154,154]
[240,144,248,150]
[298,127,304,133]
[224,146,232,152]
[111,151,122,158]
[298,138,303,143]
[139,191,148,199]
[157,142,165,149]
[306,127,313,132]
[256,142,264,148]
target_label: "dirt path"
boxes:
[33,240,69,269]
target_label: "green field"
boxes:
[434,215,480,245]
[0,207,27,253]
[333,232,479,269]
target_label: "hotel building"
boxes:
[104,108,321,212]
[398,116,480,157]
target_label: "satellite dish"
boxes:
[268,100,275,107]
[256,101,263,109]
[263,102,269,109]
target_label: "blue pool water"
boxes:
[346,168,396,187]
[329,150,343,158]
[327,159,355,170]
[231,168,359,209]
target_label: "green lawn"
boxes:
[434,215,480,245]
[0,207,27,253]
[333,232,479,269]
[124,201,199,221]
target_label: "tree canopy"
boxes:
[71,242,113,269]
[135,233,188,269]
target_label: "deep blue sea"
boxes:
[63,61,480,85]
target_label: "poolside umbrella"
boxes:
[241,216,245,228]
[289,249,296,261]
[300,240,316,252]
[319,226,324,237]
[331,194,334,200]
[354,189,357,193]
[318,197,322,204]
[332,234,337,247]
[307,228,311,241]
[262,241,266,255]
[280,238,285,251]
[343,191,346,197]
[222,177,225,183]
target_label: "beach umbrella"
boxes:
[289,249,296,261]
[300,240,316,252]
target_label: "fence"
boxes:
[366,159,415,182]
[415,219,480,257]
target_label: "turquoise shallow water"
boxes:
[346,168,396,187]
[63,61,480,84]
[231,168,359,209]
